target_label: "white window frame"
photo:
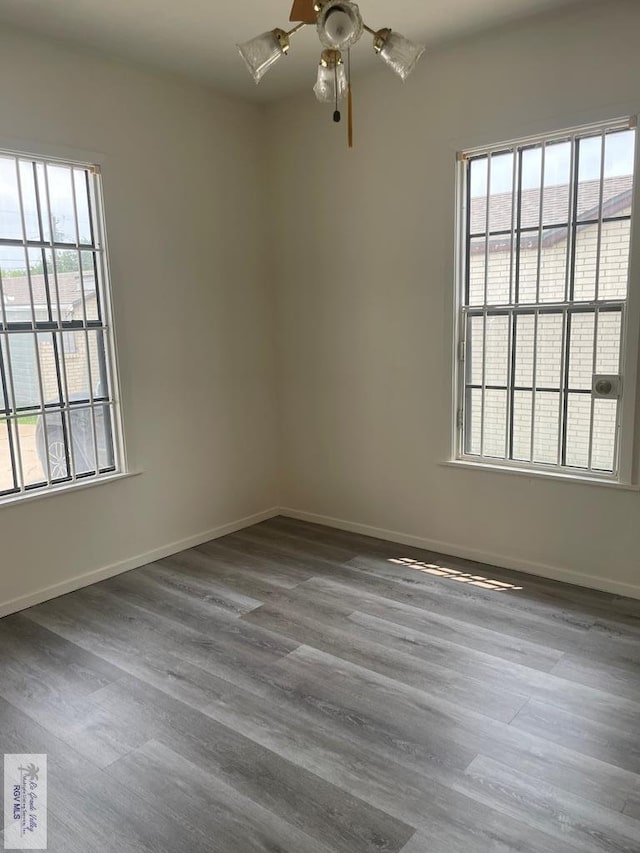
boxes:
[0,147,127,504]
[452,117,640,486]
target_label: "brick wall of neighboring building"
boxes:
[465,208,630,470]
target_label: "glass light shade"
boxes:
[317,1,363,50]
[313,61,348,103]
[237,31,286,84]
[378,31,425,81]
[325,11,354,44]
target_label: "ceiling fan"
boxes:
[237,1,426,148]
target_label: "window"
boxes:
[454,120,637,482]
[0,150,124,500]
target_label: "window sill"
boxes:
[442,459,639,491]
[0,471,141,510]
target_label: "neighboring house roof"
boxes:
[469,176,633,255]
[1,271,96,312]
[470,175,633,234]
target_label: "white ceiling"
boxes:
[0,0,588,100]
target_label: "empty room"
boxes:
[0,0,639,850]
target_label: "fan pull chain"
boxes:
[333,60,341,123]
[347,48,353,148]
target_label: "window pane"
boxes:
[17,417,48,487]
[17,160,45,243]
[520,146,543,229]
[0,420,16,493]
[32,332,59,409]
[533,391,560,464]
[3,321,109,418]
[468,237,485,306]
[467,315,484,386]
[68,406,98,476]
[80,251,100,322]
[598,219,630,300]
[61,329,107,402]
[517,233,539,303]
[0,339,9,414]
[518,228,571,305]
[573,132,634,222]
[512,390,532,462]
[483,389,507,458]
[535,313,563,388]
[46,164,77,245]
[61,329,86,400]
[485,315,509,386]
[565,394,591,469]
[0,157,23,241]
[469,156,488,235]
[27,250,101,323]
[486,239,511,305]
[542,140,571,226]
[538,227,568,303]
[465,388,482,455]
[74,170,93,245]
[604,130,635,185]
[470,144,523,304]
[34,163,52,243]
[573,224,598,302]
[0,246,33,313]
[516,230,569,305]
[568,313,595,390]
[488,151,514,234]
[591,399,617,472]
[96,404,115,471]
[576,135,603,222]
[8,334,43,411]
[1,247,57,323]
[514,314,535,387]
[53,248,81,275]
[596,311,622,374]
[38,410,71,482]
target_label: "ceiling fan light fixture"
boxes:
[237,29,290,84]
[238,2,425,145]
[373,28,425,81]
[313,49,347,103]
[317,0,363,50]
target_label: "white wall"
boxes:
[0,28,279,613]
[3,1,640,611]
[267,0,640,597]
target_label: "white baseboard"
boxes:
[4,502,638,615]
[0,507,279,618]
[279,507,640,601]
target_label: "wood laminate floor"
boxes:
[1,516,640,852]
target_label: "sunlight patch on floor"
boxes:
[389,557,523,591]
